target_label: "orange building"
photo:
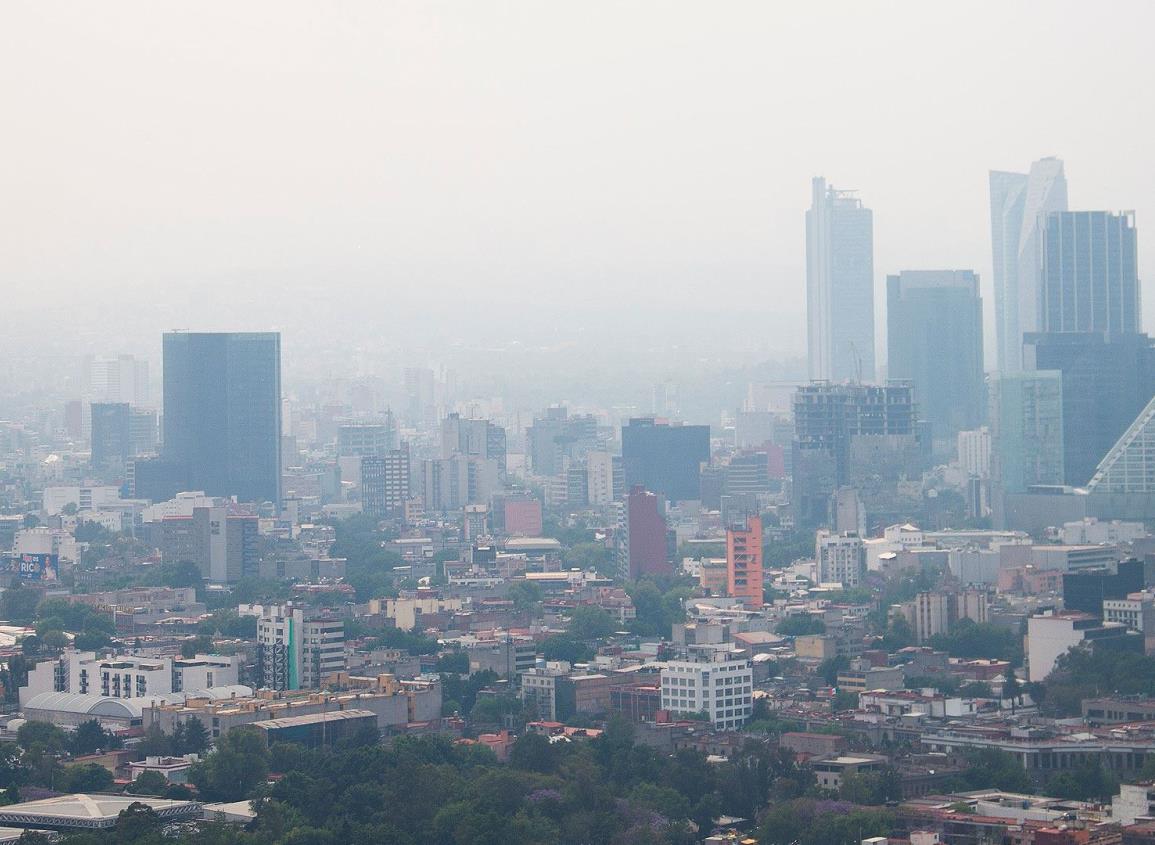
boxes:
[726,515,763,608]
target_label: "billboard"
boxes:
[12,553,59,582]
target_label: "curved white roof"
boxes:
[23,692,145,719]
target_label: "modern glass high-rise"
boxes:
[162,332,282,506]
[989,158,1068,372]
[886,270,984,444]
[806,177,875,382]
[988,371,1064,495]
[1024,332,1155,487]
[1040,211,1140,334]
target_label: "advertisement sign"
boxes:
[12,552,59,582]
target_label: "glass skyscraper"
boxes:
[1040,210,1140,334]
[162,332,282,506]
[988,158,1068,373]
[988,370,1064,496]
[806,177,875,382]
[886,270,984,444]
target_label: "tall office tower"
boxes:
[988,371,1065,498]
[726,514,763,608]
[586,451,615,506]
[162,332,282,506]
[815,530,866,588]
[403,367,436,429]
[806,176,875,382]
[337,420,396,458]
[421,454,499,511]
[440,413,506,477]
[957,427,992,480]
[90,403,132,469]
[735,410,776,450]
[830,486,866,536]
[619,486,671,579]
[621,417,710,502]
[88,354,151,406]
[130,409,159,455]
[1040,211,1140,334]
[527,407,600,476]
[886,270,984,443]
[149,505,259,582]
[989,157,1068,372]
[257,605,345,691]
[791,383,919,529]
[1024,332,1155,486]
[361,446,410,518]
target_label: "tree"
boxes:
[126,770,169,796]
[506,581,543,617]
[61,763,114,793]
[567,606,616,641]
[818,655,850,687]
[776,616,826,636]
[179,717,211,755]
[188,726,269,801]
[1,586,40,626]
[436,651,470,674]
[136,724,174,758]
[114,803,162,840]
[0,746,27,790]
[508,732,556,774]
[181,634,214,659]
[16,722,68,754]
[1003,665,1023,714]
[72,719,120,756]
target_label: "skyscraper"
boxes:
[90,402,132,470]
[619,486,671,579]
[791,383,919,528]
[621,417,710,502]
[1024,332,1155,486]
[162,332,282,506]
[886,270,984,443]
[806,177,875,382]
[988,370,1065,497]
[989,157,1068,372]
[726,514,763,609]
[1040,211,1140,334]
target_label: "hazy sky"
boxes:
[3,1,1154,370]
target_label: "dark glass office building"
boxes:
[621,418,710,502]
[91,402,132,469]
[1041,211,1140,335]
[1025,332,1155,487]
[886,270,984,443]
[162,332,282,505]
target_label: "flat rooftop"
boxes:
[0,794,201,830]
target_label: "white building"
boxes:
[815,531,866,588]
[1104,591,1155,654]
[1026,611,1132,682]
[42,486,121,517]
[586,451,615,506]
[140,491,225,524]
[256,605,345,691]
[660,651,753,730]
[957,427,992,479]
[1060,518,1147,546]
[989,157,1067,373]
[20,650,242,707]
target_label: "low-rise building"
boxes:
[812,753,889,790]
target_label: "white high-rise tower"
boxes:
[989,157,1068,373]
[806,177,875,382]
